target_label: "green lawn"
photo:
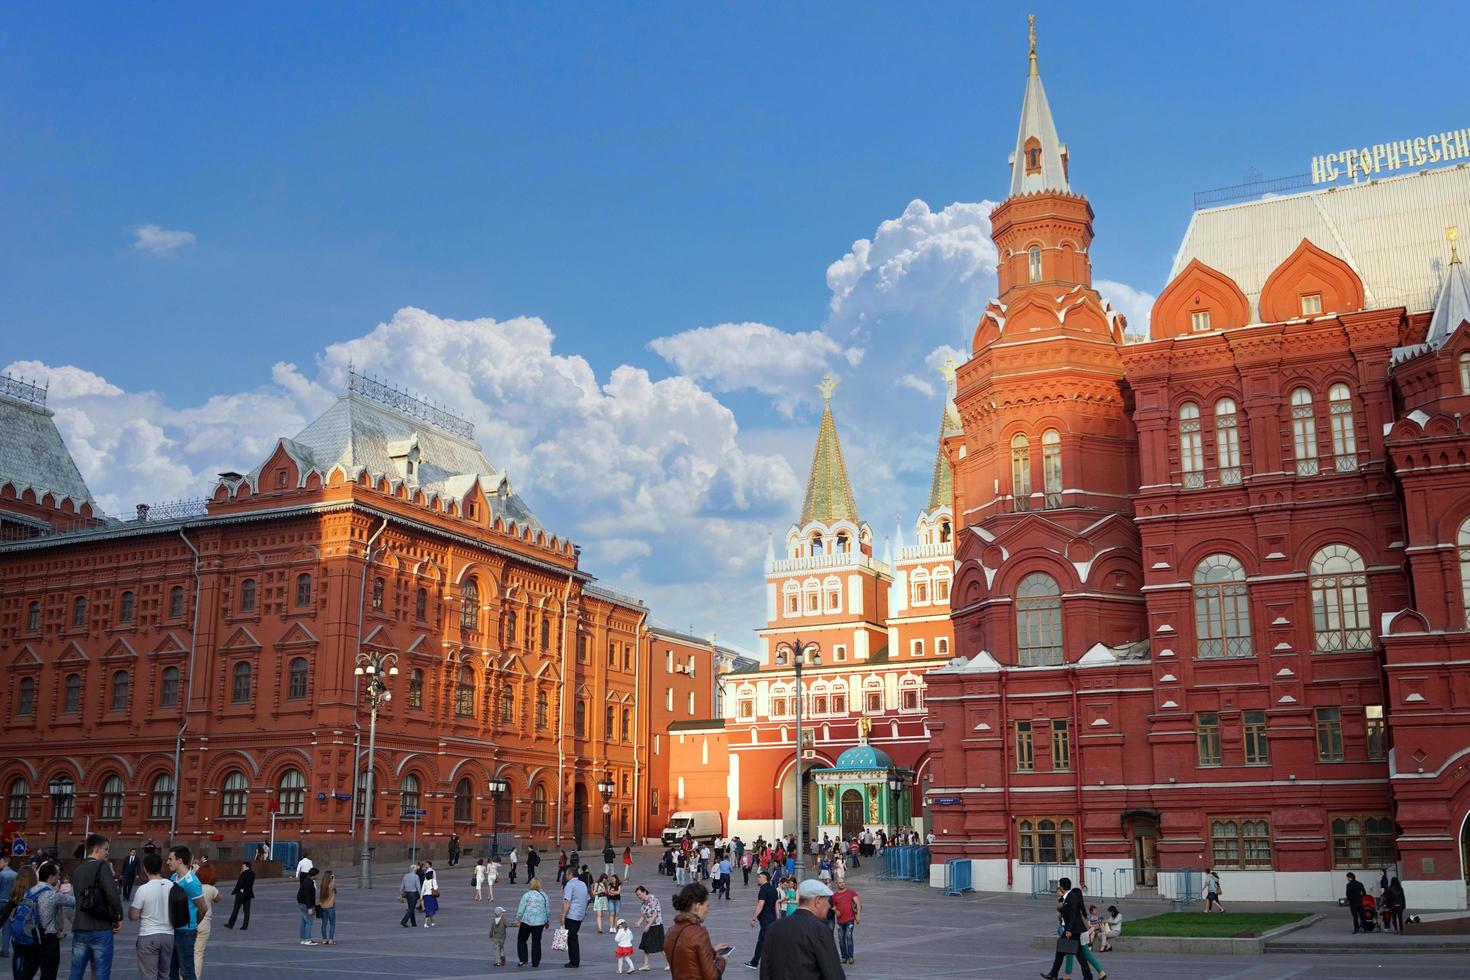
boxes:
[1124,911,1311,938]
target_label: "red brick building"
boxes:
[1,370,721,865]
[925,28,1470,909]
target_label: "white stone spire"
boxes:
[1008,14,1070,198]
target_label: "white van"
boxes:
[660,810,723,845]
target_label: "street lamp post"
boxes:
[354,650,399,888]
[887,774,907,837]
[774,638,821,871]
[48,778,71,859]
[596,774,616,855]
[488,775,508,860]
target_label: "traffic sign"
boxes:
[404,808,427,817]
[316,792,328,801]
[11,837,25,855]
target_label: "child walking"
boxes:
[613,919,635,973]
[489,906,508,966]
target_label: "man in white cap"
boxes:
[757,879,846,980]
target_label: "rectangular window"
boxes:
[1243,710,1269,766]
[1300,293,1323,316]
[1017,816,1075,864]
[834,645,847,662]
[666,651,674,672]
[771,697,787,717]
[1211,817,1272,869]
[813,695,828,715]
[738,699,754,720]
[911,639,924,657]
[1191,310,1212,332]
[1015,721,1034,771]
[687,691,695,715]
[1331,815,1394,868]
[1050,719,1071,771]
[578,635,589,663]
[864,690,881,713]
[1365,705,1385,761]
[665,688,673,711]
[1315,707,1344,762]
[900,688,920,711]
[1196,712,1223,767]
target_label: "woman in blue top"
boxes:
[516,877,551,967]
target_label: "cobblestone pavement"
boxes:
[60,849,1467,979]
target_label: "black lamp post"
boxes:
[774,638,821,866]
[48,777,72,859]
[596,774,616,853]
[887,774,907,836]
[353,651,398,888]
[488,775,508,860]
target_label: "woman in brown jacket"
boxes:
[664,883,727,980]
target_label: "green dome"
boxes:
[832,743,895,770]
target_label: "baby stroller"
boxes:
[1359,893,1378,932]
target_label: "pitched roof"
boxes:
[1007,20,1070,198]
[799,376,859,526]
[1170,164,1470,324]
[1425,245,1470,348]
[0,375,94,506]
[925,396,960,513]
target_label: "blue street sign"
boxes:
[405,808,427,817]
[316,792,327,801]
[11,837,25,855]
[931,797,962,806]
[333,793,353,801]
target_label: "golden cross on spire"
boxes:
[1028,13,1038,75]
[1450,225,1461,264]
[818,372,838,403]
[939,355,959,386]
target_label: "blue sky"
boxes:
[2,2,1462,645]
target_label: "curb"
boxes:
[1030,913,1326,957]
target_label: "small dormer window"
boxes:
[1024,137,1042,175]
[276,470,287,487]
[1459,352,1470,394]
[1191,310,1212,332]
[1028,246,1042,283]
[406,460,414,476]
[1300,293,1323,316]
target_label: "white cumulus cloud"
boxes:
[131,224,197,253]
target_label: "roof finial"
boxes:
[1450,224,1461,265]
[818,372,838,403]
[1028,13,1038,76]
[940,355,959,387]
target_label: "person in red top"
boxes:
[829,881,861,965]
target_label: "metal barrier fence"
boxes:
[1105,867,1202,905]
[942,859,973,896]
[1028,863,1103,898]
[876,845,931,882]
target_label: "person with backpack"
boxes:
[165,846,207,980]
[66,833,123,980]
[296,868,320,944]
[129,853,173,980]
[12,861,75,980]
[0,856,18,961]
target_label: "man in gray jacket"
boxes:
[68,833,124,979]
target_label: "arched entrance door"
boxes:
[1460,811,1470,893]
[780,761,819,840]
[840,790,864,839]
[573,782,588,850]
[1124,811,1161,888]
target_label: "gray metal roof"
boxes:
[1425,252,1470,348]
[1170,164,1470,325]
[0,377,94,507]
[1007,53,1070,198]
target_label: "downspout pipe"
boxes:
[172,528,203,844]
[1070,666,1086,889]
[556,572,574,847]
[630,607,648,844]
[1000,667,1012,889]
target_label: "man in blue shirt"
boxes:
[166,846,207,980]
[0,856,17,959]
[718,856,733,899]
[560,872,590,967]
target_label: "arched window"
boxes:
[279,769,306,817]
[1458,518,1470,628]
[500,685,515,723]
[287,657,309,700]
[804,578,820,614]
[231,662,252,703]
[355,770,376,819]
[1460,352,1470,394]
[622,707,632,740]
[460,578,479,631]
[1011,434,1032,510]
[454,777,473,823]
[1178,403,1204,487]
[574,698,588,736]
[503,608,517,647]
[415,587,428,621]
[160,667,180,708]
[241,578,257,611]
[72,595,87,627]
[8,778,30,823]
[937,637,949,657]
[295,573,313,606]
[26,601,40,632]
[1194,554,1252,658]
[910,569,930,606]
[824,576,841,612]
[830,681,847,714]
[110,670,130,711]
[783,581,800,616]
[540,615,551,650]
[168,585,185,619]
[456,666,475,717]
[531,783,549,826]
[1215,398,1241,484]
[1291,387,1318,476]
[372,576,385,610]
[1310,545,1370,651]
[400,774,421,813]
[1042,429,1063,507]
[99,775,124,821]
[899,678,924,712]
[408,668,424,709]
[149,774,174,821]
[1328,382,1358,471]
[606,704,616,737]
[1015,572,1063,666]
[835,532,849,553]
[220,772,248,819]
[932,567,952,603]
[939,518,952,543]
[63,673,82,713]
[535,690,549,730]
[17,676,36,715]
[1028,245,1042,283]
[118,591,134,623]
[48,778,71,819]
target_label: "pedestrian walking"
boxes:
[486,858,500,902]
[830,880,860,965]
[1385,877,1406,933]
[746,870,778,969]
[474,860,487,902]
[1346,872,1367,933]
[1040,877,1094,980]
[756,880,844,980]
[526,847,541,884]
[516,879,551,967]
[1202,868,1225,913]
[223,863,253,931]
[0,856,18,962]
[509,847,520,885]
[66,832,123,980]
[419,868,440,928]
[448,833,462,868]
[603,845,617,879]
[119,851,139,904]
[614,918,636,973]
[167,846,207,980]
[665,883,728,980]
[632,886,666,972]
[128,854,173,980]
[594,875,610,933]
[296,867,320,946]
[189,864,220,978]
[398,864,420,928]
[317,870,337,945]
[622,847,633,879]
[561,868,590,967]
[490,906,509,967]
[14,861,75,980]
[607,876,623,918]
[294,853,314,878]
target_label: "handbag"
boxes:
[550,926,569,951]
[1055,936,1080,955]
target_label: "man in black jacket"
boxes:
[1041,878,1093,980]
[1346,872,1367,933]
[70,833,124,979]
[758,879,846,980]
[121,848,141,901]
[224,862,255,930]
